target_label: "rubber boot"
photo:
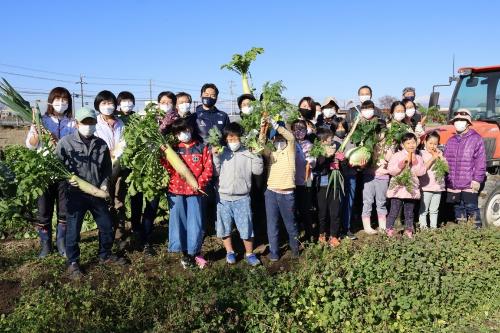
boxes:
[56,223,67,257]
[378,215,387,232]
[38,228,52,258]
[362,217,377,235]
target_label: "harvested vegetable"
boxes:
[349,119,379,165]
[309,139,326,158]
[345,146,371,167]
[208,127,224,154]
[221,47,264,94]
[241,129,265,154]
[385,121,411,147]
[418,104,446,124]
[389,167,416,194]
[432,157,449,183]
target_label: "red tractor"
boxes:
[429,65,500,226]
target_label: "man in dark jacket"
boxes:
[345,85,385,124]
[195,83,230,144]
[56,107,125,279]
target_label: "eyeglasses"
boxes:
[454,111,469,116]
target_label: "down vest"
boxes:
[444,129,486,190]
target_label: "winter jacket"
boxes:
[161,140,213,196]
[213,146,263,201]
[419,149,446,192]
[195,105,230,144]
[56,131,112,191]
[363,142,393,179]
[444,129,486,190]
[386,149,427,199]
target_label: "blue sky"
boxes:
[1,0,499,110]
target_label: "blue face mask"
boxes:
[202,97,216,108]
[406,96,415,102]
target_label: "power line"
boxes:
[0,71,75,83]
[0,63,80,78]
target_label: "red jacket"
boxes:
[161,140,213,195]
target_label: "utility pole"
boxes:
[149,79,153,102]
[229,80,235,115]
[76,75,86,107]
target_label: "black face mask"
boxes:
[335,130,347,138]
[299,108,314,120]
[202,97,217,108]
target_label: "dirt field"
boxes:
[0,126,28,148]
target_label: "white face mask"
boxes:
[177,103,191,116]
[454,120,468,133]
[52,101,68,114]
[322,108,335,119]
[228,142,241,152]
[120,101,134,113]
[99,105,115,116]
[359,95,371,103]
[78,124,96,137]
[159,104,173,112]
[241,106,254,115]
[274,141,287,151]
[361,108,374,119]
[177,131,191,143]
[393,112,406,122]
[405,108,416,118]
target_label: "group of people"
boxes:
[25,83,487,279]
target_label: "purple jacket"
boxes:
[444,129,486,190]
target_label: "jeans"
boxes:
[419,191,442,229]
[454,192,481,225]
[65,191,114,263]
[342,175,357,232]
[216,196,253,239]
[317,187,341,238]
[387,198,417,231]
[168,194,203,256]
[264,189,298,258]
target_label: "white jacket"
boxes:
[95,115,126,159]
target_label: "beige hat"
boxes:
[449,108,472,124]
[321,96,339,109]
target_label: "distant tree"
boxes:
[378,95,398,109]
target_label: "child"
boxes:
[26,87,75,257]
[314,128,344,247]
[291,119,316,241]
[361,120,392,234]
[418,131,447,229]
[444,109,486,227]
[386,133,427,238]
[93,91,127,240]
[259,117,299,261]
[213,122,263,266]
[56,107,125,279]
[161,118,213,269]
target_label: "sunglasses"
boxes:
[453,111,469,116]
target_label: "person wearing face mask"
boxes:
[402,98,425,137]
[25,87,76,258]
[159,118,213,269]
[387,101,416,140]
[316,97,340,131]
[94,91,127,242]
[402,87,416,102]
[56,107,126,279]
[159,92,199,138]
[237,93,256,117]
[297,96,317,135]
[195,83,230,144]
[212,122,263,266]
[259,117,299,261]
[346,85,385,125]
[444,109,486,228]
[291,120,316,242]
[116,91,136,125]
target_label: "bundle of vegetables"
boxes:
[221,47,264,94]
[3,145,109,203]
[121,103,202,204]
[309,139,326,158]
[0,78,51,147]
[384,121,412,148]
[208,127,224,154]
[389,166,416,194]
[418,104,446,124]
[347,118,379,166]
[241,129,263,154]
[432,157,449,183]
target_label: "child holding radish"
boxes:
[25,87,75,257]
[160,118,213,269]
[57,107,126,279]
[418,131,447,229]
[386,132,427,238]
[94,91,127,242]
[212,122,263,266]
[259,117,299,261]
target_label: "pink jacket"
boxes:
[419,149,446,192]
[386,150,427,199]
[363,144,393,179]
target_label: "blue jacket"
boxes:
[195,104,230,144]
